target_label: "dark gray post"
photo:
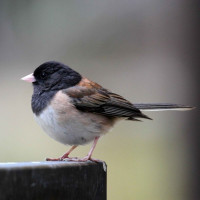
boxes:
[0,161,107,200]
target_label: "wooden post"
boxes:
[0,161,107,200]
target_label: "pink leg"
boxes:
[46,145,78,161]
[86,137,100,160]
[61,145,78,159]
[67,137,101,162]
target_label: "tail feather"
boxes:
[134,103,195,111]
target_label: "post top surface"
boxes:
[0,161,106,171]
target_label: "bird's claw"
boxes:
[46,156,79,161]
[65,156,102,163]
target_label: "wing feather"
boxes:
[63,85,151,120]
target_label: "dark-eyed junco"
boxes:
[21,61,193,162]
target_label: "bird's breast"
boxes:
[34,91,116,145]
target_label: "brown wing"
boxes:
[63,80,151,120]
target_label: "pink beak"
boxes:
[21,73,36,83]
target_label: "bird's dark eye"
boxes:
[40,71,47,79]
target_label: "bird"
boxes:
[21,61,194,162]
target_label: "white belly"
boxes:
[34,105,113,145]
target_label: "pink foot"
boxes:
[46,145,78,161]
[66,156,102,162]
[46,137,101,162]
[46,158,61,161]
[46,157,62,161]
[46,156,78,161]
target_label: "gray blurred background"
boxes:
[0,0,199,200]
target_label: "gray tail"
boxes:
[134,103,195,111]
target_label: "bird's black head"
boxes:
[21,61,82,115]
[33,61,82,92]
